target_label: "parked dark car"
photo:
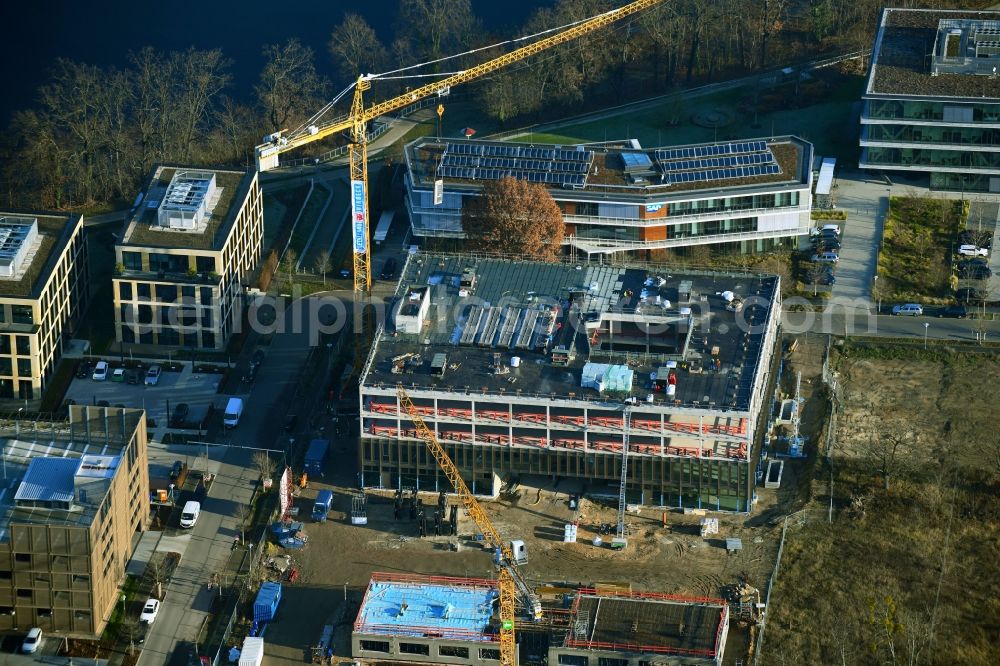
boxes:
[170,460,184,480]
[957,262,992,279]
[250,349,265,369]
[813,273,836,286]
[125,369,141,385]
[170,403,190,427]
[379,258,397,280]
[936,305,968,318]
[813,239,842,251]
[75,361,92,379]
[956,287,989,303]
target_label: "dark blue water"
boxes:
[1,1,542,124]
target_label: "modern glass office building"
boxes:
[403,136,813,257]
[860,8,1000,193]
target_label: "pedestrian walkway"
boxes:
[826,170,887,310]
[827,170,1000,311]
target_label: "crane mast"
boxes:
[398,387,541,666]
[613,406,632,549]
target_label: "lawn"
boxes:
[762,343,1000,666]
[876,196,966,303]
[521,70,864,162]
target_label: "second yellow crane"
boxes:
[398,387,540,666]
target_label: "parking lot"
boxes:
[64,360,235,430]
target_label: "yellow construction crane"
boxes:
[255,0,664,312]
[398,387,540,666]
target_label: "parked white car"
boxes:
[21,628,42,654]
[139,598,160,624]
[145,364,162,386]
[958,244,988,257]
[892,303,924,316]
[92,361,109,381]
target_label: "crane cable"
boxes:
[367,8,614,80]
[287,3,656,140]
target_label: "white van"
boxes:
[179,501,201,528]
[223,397,244,428]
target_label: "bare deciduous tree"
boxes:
[462,177,564,261]
[257,39,328,131]
[397,0,477,64]
[233,502,252,543]
[282,248,299,284]
[252,450,277,484]
[329,14,388,85]
[314,250,333,287]
[865,417,921,491]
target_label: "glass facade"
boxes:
[863,124,1000,147]
[667,191,799,216]
[863,146,1000,170]
[865,99,1000,124]
[861,98,1000,192]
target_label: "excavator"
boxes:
[398,387,540,666]
[254,0,666,380]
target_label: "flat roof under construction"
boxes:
[354,573,498,642]
[563,590,727,658]
[363,254,779,412]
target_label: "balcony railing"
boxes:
[567,224,811,252]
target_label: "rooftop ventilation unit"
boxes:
[157,171,217,230]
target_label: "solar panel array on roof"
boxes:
[655,141,768,161]
[437,142,593,187]
[660,152,774,171]
[654,140,783,185]
[665,164,781,184]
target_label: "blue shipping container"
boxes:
[304,439,330,476]
[253,582,282,622]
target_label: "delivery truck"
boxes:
[304,439,329,476]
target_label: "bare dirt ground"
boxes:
[244,424,797,666]
[762,342,1000,666]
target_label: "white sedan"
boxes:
[139,598,160,624]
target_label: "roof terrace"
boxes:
[405,136,809,202]
[0,213,78,299]
[867,8,1000,99]
[121,166,251,250]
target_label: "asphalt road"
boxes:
[782,309,1000,342]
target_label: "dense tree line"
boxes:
[0,42,327,210]
[0,0,984,210]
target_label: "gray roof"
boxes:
[14,458,80,503]
[362,253,779,412]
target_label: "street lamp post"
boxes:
[924,322,929,349]
[120,593,126,621]
[873,275,880,314]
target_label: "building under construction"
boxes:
[352,573,503,666]
[552,589,729,666]
[358,253,781,512]
[351,573,729,666]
